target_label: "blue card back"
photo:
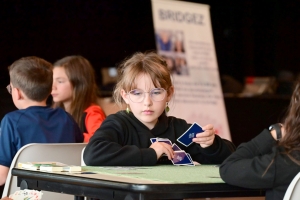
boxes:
[177,122,204,147]
[172,151,193,165]
[150,138,157,143]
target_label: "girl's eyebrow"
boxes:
[54,77,67,80]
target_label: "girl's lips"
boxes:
[143,110,153,114]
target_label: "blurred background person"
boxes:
[52,55,106,143]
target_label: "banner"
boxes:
[151,0,231,140]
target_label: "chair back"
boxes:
[283,172,300,200]
[2,143,87,200]
[81,146,87,166]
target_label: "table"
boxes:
[12,165,265,200]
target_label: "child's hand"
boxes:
[192,124,215,148]
[150,142,174,160]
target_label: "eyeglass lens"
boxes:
[128,88,166,103]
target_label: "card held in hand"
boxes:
[150,138,157,144]
[157,138,172,146]
[172,143,181,151]
[150,138,172,146]
[177,122,204,147]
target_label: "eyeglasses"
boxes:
[6,84,12,94]
[127,88,167,103]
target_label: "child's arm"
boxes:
[1,197,13,200]
[219,129,279,189]
[83,114,158,166]
[0,116,19,185]
[83,105,106,143]
[0,165,9,185]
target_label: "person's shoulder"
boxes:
[49,106,66,113]
[3,109,22,116]
[1,109,24,122]
[0,110,27,135]
[85,104,101,110]
[99,111,136,133]
[102,110,131,125]
[106,110,127,120]
[84,104,105,114]
[46,107,74,120]
[48,108,80,130]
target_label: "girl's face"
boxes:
[51,67,73,105]
[121,73,173,129]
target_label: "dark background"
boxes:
[0,0,298,146]
[1,0,299,86]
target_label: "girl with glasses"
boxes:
[84,52,235,166]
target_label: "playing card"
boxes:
[150,138,157,144]
[186,153,195,166]
[171,150,194,165]
[177,122,204,147]
[9,189,43,200]
[157,138,172,146]
[172,143,182,151]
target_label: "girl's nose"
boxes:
[143,93,153,106]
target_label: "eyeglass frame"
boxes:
[126,88,167,103]
[6,84,12,94]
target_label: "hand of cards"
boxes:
[150,123,203,166]
[177,122,204,147]
[150,137,196,166]
[9,189,43,200]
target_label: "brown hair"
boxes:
[52,55,99,126]
[279,81,300,165]
[9,56,53,102]
[263,81,300,176]
[113,51,173,107]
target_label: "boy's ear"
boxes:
[15,88,24,100]
[120,89,129,104]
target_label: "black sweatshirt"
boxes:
[220,129,300,200]
[84,111,235,166]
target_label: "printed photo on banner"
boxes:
[156,29,189,76]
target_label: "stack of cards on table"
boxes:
[18,162,82,172]
[150,123,204,166]
[9,189,43,200]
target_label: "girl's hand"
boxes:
[269,123,285,140]
[192,124,215,148]
[150,142,174,160]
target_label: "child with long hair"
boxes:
[83,52,235,166]
[0,56,83,186]
[220,81,300,200]
[51,55,106,142]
